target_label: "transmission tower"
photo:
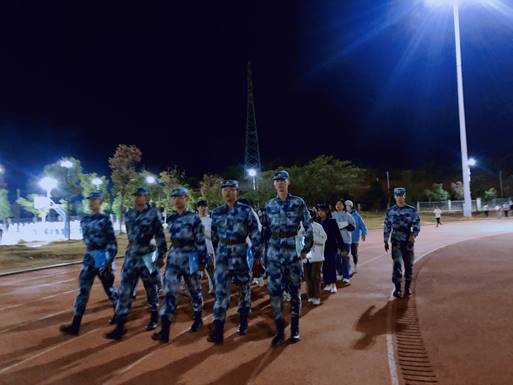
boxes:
[244,61,261,190]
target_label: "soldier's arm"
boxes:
[412,209,421,238]
[210,212,219,252]
[384,209,392,243]
[153,214,168,260]
[300,202,314,255]
[105,218,118,263]
[248,209,263,261]
[193,216,208,266]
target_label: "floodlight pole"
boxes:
[453,2,472,217]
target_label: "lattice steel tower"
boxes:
[244,61,261,190]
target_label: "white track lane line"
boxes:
[0,289,77,312]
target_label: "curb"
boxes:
[0,256,124,277]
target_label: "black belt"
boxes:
[171,239,195,248]
[271,231,297,238]
[219,238,246,245]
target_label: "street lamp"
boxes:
[59,159,73,240]
[247,168,257,191]
[467,157,477,167]
[145,175,157,185]
[91,177,103,189]
[39,176,58,197]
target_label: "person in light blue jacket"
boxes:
[345,200,367,274]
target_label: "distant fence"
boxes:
[417,197,512,213]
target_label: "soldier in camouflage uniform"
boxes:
[60,192,118,336]
[384,187,421,298]
[207,180,262,344]
[263,170,313,346]
[152,187,207,343]
[106,187,167,340]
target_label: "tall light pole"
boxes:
[452,1,473,217]
[247,168,257,191]
[60,159,73,240]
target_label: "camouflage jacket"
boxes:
[384,204,421,242]
[263,194,313,262]
[81,213,117,263]
[166,209,207,265]
[211,201,263,268]
[124,204,167,260]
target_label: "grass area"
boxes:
[0,235,129,273]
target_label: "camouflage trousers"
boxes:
[115,256,159,319]
[267,257,303,320]
[391,240,414,285]
[213,257,251,321]
[73,262,117,317]
[160,255,203,320]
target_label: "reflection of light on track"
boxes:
[0,328,97,374]
[0,308,71,334]
[0,289,77,312]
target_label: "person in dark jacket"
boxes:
[317,203,345,293]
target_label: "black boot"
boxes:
[105,318,126,340]
[190,311,203,332]
[152,317,170,343]
[237,313,248,336]
[393,282,402,299]
[60,314,82,336]
[145,310,159,331]
[271,318,285,347]
[404,282,413,297]
[290,316,300,343]
[207,319,224,344]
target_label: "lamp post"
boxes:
[60,159,73,240]
[39,176,58,223]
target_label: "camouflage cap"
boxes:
[273,170,289,181]
[221,179,239,189]
[394,187,406,196]
[133,187,149,196]
[170,187,189,197]
[86,191,103,200]
[196,199,208,207]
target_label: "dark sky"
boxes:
[1,1,513,195]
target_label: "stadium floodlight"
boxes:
[145,175,157,185]
[247,168,257,178]
[39,176,58,196]
[91,177,103,188]
[60,159,73,169]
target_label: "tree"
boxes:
[424,183,449,202]
[450,181,464,200]
[109,145,142,231]
[16,194,46,220]
[199,174,224,208]
[483,187,498,201]
[0,189,11,220]
[43,157,83,239]
[157,167,185,211]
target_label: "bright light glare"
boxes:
[91,177,103,187]
[0,165,4,175]
[247,168,257,177]
[60,159,73,169]
[39,176,58,192]
[424,0,493,7]
[145,175,156,184]
[468,158,477,167]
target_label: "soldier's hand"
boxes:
[155,258,165,269]
[408,235,415,243]
[362,235,366,242]
[384,242,390,252]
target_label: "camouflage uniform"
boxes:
[73,213,118,317]
[160,209,207,320]
[115,204,167,319]
[384,203,421,289]
[211,201,262,322]
[264,194,313,320]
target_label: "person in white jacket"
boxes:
[302,209,327,305]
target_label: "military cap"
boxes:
[394,187,406,196]
[273,170,289,181]
[170,187,189,197]
[196,199,208,207]
[86,191,103,200]
[133,187,149,196]
[221,179,239,189]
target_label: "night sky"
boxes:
[1,1,513,195]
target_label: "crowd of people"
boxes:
[60,170,420,349]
